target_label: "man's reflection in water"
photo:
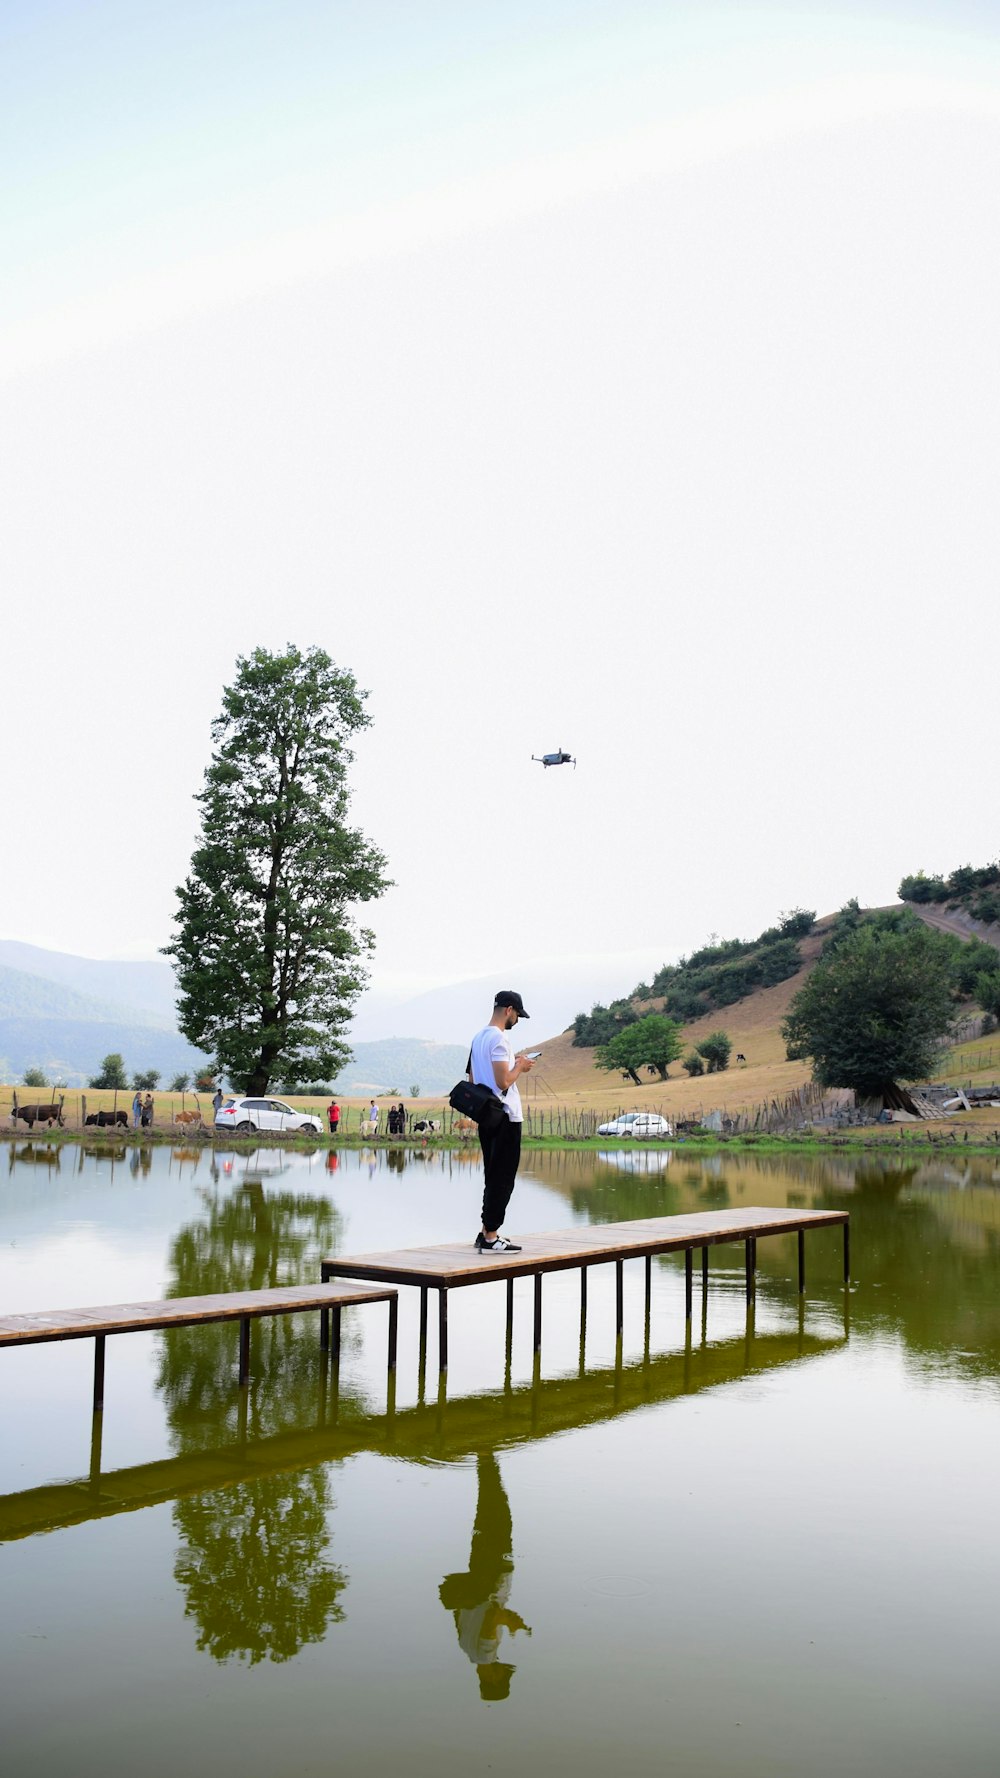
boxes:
[439,1453,531,1701]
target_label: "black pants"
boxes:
[479,1116,522,1231]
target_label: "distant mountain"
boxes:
[331,1038,466,1097]
[0,962,208,1085]
[0,941,177,1025]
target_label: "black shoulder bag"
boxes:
[449,1052,509,1134]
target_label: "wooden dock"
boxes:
[0,1281,399,1410]
[322,1206,850,1373]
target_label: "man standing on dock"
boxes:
[468,990,534,1253]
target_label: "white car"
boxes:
[215,1096,323,1136]
[597,1111,673,1138]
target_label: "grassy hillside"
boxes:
[526,914,1000,1122]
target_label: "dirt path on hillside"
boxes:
[909,905,1000,950]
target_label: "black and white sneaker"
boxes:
[475,1233,522,1253]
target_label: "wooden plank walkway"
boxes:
[322,1206,850,1373]
[0,1282,399,1410]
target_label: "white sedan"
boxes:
[597,1111,673,1138]
[215,1096,323,1136]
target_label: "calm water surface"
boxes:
[2,1139,1000,1777]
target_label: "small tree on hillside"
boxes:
[22,1066,49,1087]
[170,1073,191,1092]
[596,1014,683,1085]
[410,1084,420,1099]
[682,1052,705,1077]
[782,922,955,1098]
[164,645,390,1095]
[133,1070,161,1091]
[90,1052,128,1090]
[696,1032,732,1073]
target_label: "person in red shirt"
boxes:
[328,1100,340,1137]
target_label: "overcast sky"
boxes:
[3,1,999,1021]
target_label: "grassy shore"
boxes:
[5,1123,1000,1155]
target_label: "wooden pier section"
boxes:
[0,1281,399,1410]
[322,1206,850,1375]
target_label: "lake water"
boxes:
[2,1139,1000,1777]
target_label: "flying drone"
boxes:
[532,747,576,769]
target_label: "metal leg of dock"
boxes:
[843,1222,851,1284]
[644,1254,652,1319]
[89,1409,103,1488]
[745,1241,755,1304]
[387,1296,398,1374]
[685,1249,693,1320]
[798,1229,806,1293]
[580,1265,588,1334]
[701,1245,709,1297]
[438,1289,448,1374]
[615,1259,624,1339]
[93,1334,106,1414]
[506,1276,515,1340]
[419,1286,428,1365]
[239,1316,251,1385]
[533,1272,543,1355]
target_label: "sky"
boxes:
[3,1,999,1035]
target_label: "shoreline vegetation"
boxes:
[4,1125,999,1155]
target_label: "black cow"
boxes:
[14,1102,64,1128]
[85,1109,129,1128]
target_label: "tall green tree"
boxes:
[782,922,955,1098]
[596,1014,683,1084]
[165,646,389,1095]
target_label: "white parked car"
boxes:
[597,1111,673,1138]
[215,1096,323,1136]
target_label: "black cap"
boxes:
[494,990,529,1018]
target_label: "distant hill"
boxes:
[0,962,208,1085]
[0,941,177,1024]
[331,1038,467,1096]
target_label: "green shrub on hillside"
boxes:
[682,1053,705,1076]
[899,860,1000,918]
[696,1031,732,1073]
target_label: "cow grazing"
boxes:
[411,1118,440,1134]
[14,1102,64,1129]
[173,1109,202,1126]
[85,1109,129,1128]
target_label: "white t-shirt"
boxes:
[470,1025,522,1124]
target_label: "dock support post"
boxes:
[89,1409,103,1489]
[419,1287,428,1365]
[330,1305,342,1366]
[533,1272,543,1355]
[701,1245,708,1297]
[685,1249,693,1320]
[615,1259,624,1338]
[843,1221,850,1284]
[745,1241,755,1304]
[580,1264,588,1332]
[644,1254,652,1320]
[438,1289,448,1374]
[506,1276,515,1339]
[239,1317,250,1385]
[387,1296,398,1373]
[93,1335,106,1414]
[798,1229,805,1294]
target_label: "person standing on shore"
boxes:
[132,1088,142,1131]
[328,1099,340,1137]
[468,991,534,1253]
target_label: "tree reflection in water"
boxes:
[158,1177,347,1665]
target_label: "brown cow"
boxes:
[14,1102,64,1129]
[173,1109,202,1126]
